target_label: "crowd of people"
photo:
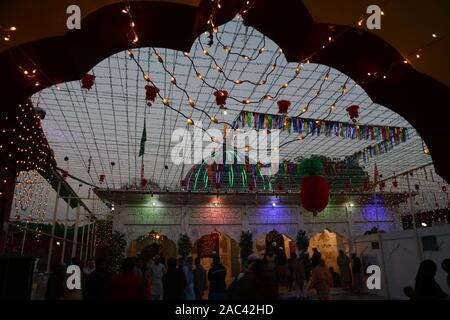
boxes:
[45,249,450,300]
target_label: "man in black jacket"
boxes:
[208,255,227,300]
[163,257,187,300]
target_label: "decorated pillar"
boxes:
[0,168,16,253]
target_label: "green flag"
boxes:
[139,117,147,157]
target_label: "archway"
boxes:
[192,231,240,286]
[128,231,177,262]
[255,230,296,259]
[1,0,448,184]
[308,228,350,272]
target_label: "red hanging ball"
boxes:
[379,181,385,190]
[99,174,105,183]
[141,179,148,187]
[81,74,96,90]
[214,90,228,108]
[62,170,69,179]
[392,180,398,188]
[145,85,160,105]
[442,186,448,193]
[277,100,291,114]
[301,176,329,214]
[415,184,420,191]
[346,105,360,122]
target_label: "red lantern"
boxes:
[62,170,69,179]
[81,74,95,90]
[300,176,329,215]
[141,179,148,187]
[442,186,448,193]
[415,184,420,191]
[99,174,105,183]
[346,105,359,122]
[379,181,385,191]
[214,90,228,109]
[277,100,291,114]
[392,180,398,188]
[145,85,160,106]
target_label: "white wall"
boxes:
[354,224,450,299]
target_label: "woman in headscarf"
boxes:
[414,259,447,300]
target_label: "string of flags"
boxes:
[235,110,408,143]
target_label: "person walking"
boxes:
[111,258,145,300]
[183,256,195,300]
[351,253,362,294]
[414,259,447,300]
[163,257,187,300]
[193,257,206,300]
[308,259,333,300]
[337,250,352,289]
[329,267,342,288]
[292,253,306,299]
[149,255,166,300]
[83,257,112,300]
[311,248,322,269]
[208,255,227,300]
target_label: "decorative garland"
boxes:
[347,137,407,163]
[236,110,408,143]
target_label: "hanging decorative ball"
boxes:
[299,158,329,215]
[379,181,385,190]
[141,179,148,187]
[392,180,398,188]
[415,184,420,191]
[165,165,169,170]
[346,105,360,122]
[79,184,83,188]
[99,174,105,183]
[62,170,69,179]
[442,186,447,193]
[181,180,187,188]
[110,161,115,167]
[81,74,96,90]
[145,85,160,106]
[64,156,69,161]
[277,100,291,114]
[214,90,228,109]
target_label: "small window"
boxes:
[421,235,439,251]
